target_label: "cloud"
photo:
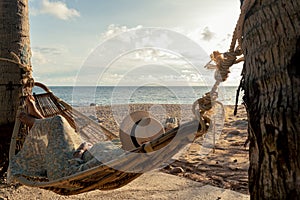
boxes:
[182,26,233,53]
[32,50,48,66]
[99,24,143,41]
[31,46,67,67]
[33,46,64,56]
[33,0,80,20]
[98,25,208,65]
[201,27,215,41]
[31,45,80,78]
[77,25,214,86]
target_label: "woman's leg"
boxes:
[8,116,48,181]
[17,96,83,180]
[18,95,44,128]
[25,95,44,119]
[43,115,83,180]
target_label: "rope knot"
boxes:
[192,91,218,118]
[210,49,243,82]
[0,52,34,95]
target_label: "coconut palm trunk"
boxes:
[241,0,300,199]
[0,0,31,176]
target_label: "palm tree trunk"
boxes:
[241,0,300,199]
[0,0,31,176]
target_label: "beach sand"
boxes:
[162,105,249,194]
[0,104,249,199]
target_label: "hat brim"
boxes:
[119,111,165,151]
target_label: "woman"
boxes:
[8,96,124,182]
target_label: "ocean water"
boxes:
[33,86,243,107]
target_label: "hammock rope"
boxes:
[0,51,34,96]
[191,0,256,135]
[192,47,243,130]
[231,0,256,52]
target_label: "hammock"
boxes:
[8,82,209,195]
[4,0,248,192]
[5,42,243,195]
[6,45,243,195]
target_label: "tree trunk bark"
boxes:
[0,0,31,176]
[242,0,300,199]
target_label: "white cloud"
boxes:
[31,49,49,66]
[79,25,238,86]
[201,27,215,41]
[99,24,143,41]
[34,0,80,20]
[98,25,208,66]
[31,46,68,67]
[31,45,82,86]
[183,26,233,53]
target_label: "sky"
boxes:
[28,0,243,86]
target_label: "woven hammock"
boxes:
[6,26,244,194]
[8,82,209,196]
[5,0,249,192]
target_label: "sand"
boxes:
[162,105,249,194]
[0,104,249,199]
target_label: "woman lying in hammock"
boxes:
[8,95,124,182]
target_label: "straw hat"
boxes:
[119,111,165,151]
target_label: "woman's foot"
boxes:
[73,142,93,159]
[18,112,36,128]
[25,95,44,119]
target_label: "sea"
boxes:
[33,86,243,107]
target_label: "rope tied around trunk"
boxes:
[230,0,256,52]
[192,48,243,128]
[0,52,34,95]
[192,0,256,123]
